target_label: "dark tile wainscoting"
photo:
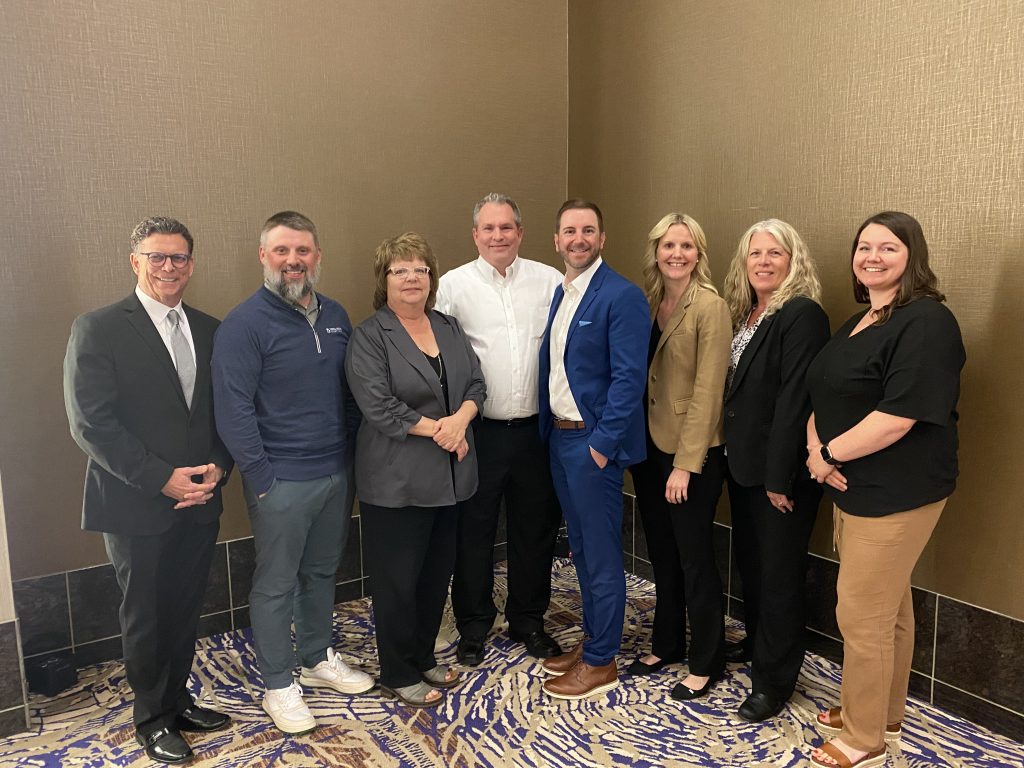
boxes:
[0,620,28,737]
[621,491,1024,742]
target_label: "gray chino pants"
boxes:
[244,471,353,690]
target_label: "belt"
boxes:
[482,415,538,427]
[552,418,587,430]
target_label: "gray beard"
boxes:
[264,261,321,304]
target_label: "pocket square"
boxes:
[578,320,592,327]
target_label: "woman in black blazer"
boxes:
[721,219,830,722]
[345,233,486,709]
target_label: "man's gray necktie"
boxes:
[167,309,196,407]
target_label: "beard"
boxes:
[559,245,602,273]
[264,261,321,303]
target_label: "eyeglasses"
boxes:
[387,266,430,279]
[138,252,192,267]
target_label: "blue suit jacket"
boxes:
[539,261,650,467]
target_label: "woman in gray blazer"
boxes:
[345,232,485,708]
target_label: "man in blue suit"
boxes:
[538,199,650,700]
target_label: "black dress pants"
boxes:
[362,502,458,689]
[451,418,562,640]
[633,443,726,676]
[727,468,820,699]
[104,518,219,736]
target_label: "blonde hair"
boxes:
[641,213,717,313]
[723,219,822,330]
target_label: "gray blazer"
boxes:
[345,306,486,508]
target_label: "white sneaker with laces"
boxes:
[262,682,316,735]
[298,648,375,695]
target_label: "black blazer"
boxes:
[724,296,829,496]
[63,293,232,535]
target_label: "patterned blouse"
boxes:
[725,308,766,394]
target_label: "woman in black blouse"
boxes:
[721,219,830,723]
[805,212,965,768]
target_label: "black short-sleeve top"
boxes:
[806,297,965,517]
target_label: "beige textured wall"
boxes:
[569,0,1024,617]
[0,0,568,578]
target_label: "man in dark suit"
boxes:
[64,216,232,764]
[537,199,649,700]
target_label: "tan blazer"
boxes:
[647,286,731,472]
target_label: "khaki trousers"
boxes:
[834,498,946,752]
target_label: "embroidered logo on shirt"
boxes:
[324,327,346,334]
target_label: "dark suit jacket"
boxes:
[724,296,830,496]
[345,306,486,508]
[64,293,232,535]
[539,261,650,467]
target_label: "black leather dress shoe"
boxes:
[509,630,562,659]
[724,640,752,663]
[738,691,786,722]
[176,704,231,732]
[136,727,193,764]
[457,637,486,666]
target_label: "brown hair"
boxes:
[372,232,439,311]
[851,211,944,325]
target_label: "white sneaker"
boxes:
[262,682,316,735]
[298,648,375,695]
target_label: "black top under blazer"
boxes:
[345,306,486,508]
[63,293,232,536]
[723,296,830,496]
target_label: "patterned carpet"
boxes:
[2,560,1022,767]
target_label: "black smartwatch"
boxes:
[820,444,840,466]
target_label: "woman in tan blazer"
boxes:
[628,213,732,701]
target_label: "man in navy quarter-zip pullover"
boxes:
[212,211,374,735]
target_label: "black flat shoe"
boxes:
[738,691,786,722]
[725,640,751,663]
[670,673,721,701]
[626,656,680,676]
[509,630,562,659]
[136,726,193,764]
[456,637,486,666]
[176,704,231,732]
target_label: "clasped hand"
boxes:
[161,464,222,509]
[433,416,470,462]
[806,449,848,492]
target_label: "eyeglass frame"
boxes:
[386,265,431,279]
[137,251,193,268]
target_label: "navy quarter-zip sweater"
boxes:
[212,287,360,496]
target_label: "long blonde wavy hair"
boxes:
[723,219,822,330]
[641,213,718,314]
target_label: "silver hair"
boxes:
[472,193,522,228]
[130,216,193,254]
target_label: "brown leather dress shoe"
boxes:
[540,641,583,676]
[543,661,618,700]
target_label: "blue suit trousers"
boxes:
[548,427,626,666]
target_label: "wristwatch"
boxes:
[820,443,840,466]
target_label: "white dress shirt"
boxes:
[135,286,196,368]
[548,256,603,421]
[436,255,561,420]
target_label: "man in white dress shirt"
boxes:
[436,193,564,665]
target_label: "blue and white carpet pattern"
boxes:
[2,560,1021,767]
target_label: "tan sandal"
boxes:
[380,681,444,708]
[816,706,902,744]
[810,742,887,768]
[421,665,461,689]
